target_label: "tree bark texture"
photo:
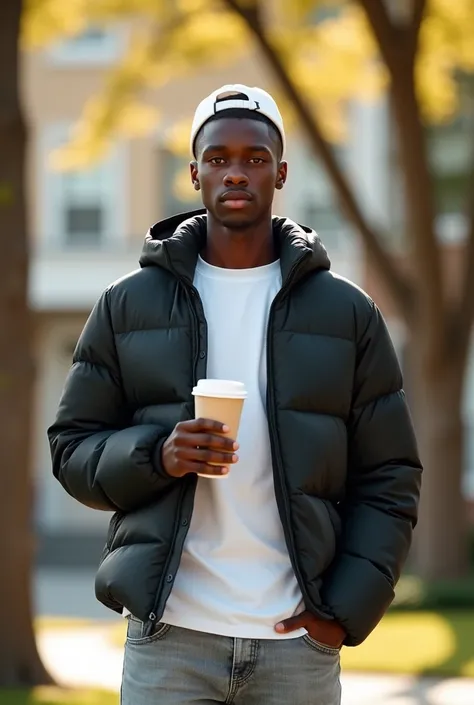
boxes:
[406,337,469,579]
[0,0,53,686]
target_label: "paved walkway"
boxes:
[37,625,474,704]
[35,568,118,621]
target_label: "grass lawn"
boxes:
[0,689,117,705]
[341,610,474,677]
[34,618,95,632]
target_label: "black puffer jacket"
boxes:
[48,210,422,646]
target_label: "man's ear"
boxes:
[190,161,200,190]
[276,161,288,190]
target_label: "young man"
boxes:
[48,85,422,704]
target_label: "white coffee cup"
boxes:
[192,379,247,478]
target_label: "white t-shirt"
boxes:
[161,255,305,639]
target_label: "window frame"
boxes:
[39,122,128,251]
[47,26,125,66]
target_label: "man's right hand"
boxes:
[161,418,239,478]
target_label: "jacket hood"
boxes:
[139,208,331,286]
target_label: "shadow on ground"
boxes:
[393,677,455,705]
[421,612,474,678]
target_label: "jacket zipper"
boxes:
[267,255,333,621]
[188,286,203,384]
[144,279,201,636]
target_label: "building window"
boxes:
[48,26,123,65]
[283,137,352,258]
[40,124,126,250]
[310,6,341,23]
[60,168,106,248]
[303,203,349,256]
[428,75,474,243]
[66,205,102,244]
[161,150,201,218]
[385,76,474,249]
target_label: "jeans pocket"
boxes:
[302,634,341,656]
[126,615,172,645]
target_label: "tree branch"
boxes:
[359,0,423,71]
[411,0,426,33]
[408,0,427,58]
[222,0,413,317]
[361,0,443,347]
[359,0,414,73]
[358,0,399,69]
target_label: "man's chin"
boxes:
[220,215,255,231]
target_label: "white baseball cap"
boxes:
[190,84,286,157]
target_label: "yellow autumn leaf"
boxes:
[50,135,112,170]
[164,117,195,156]
[114,101,160,136]
[23,0,87,47]
[176,0,211,13]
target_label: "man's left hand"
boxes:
[275,610,346,649]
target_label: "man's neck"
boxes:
[202,218,277,270]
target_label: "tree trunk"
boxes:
[406,333,469,579]
[388,70,442,347]
[0,0,53,686]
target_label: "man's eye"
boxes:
[249,158,265,164]
[210,157,225,165]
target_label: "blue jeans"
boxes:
[121,616,342,704]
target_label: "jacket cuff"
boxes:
[152,436,174,480]
[321,552,395,646]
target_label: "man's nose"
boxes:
[223,169,249,187]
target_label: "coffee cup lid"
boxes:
[192,379,247,399]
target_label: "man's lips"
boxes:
[223,200,250,209]
[220,191,253,209]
